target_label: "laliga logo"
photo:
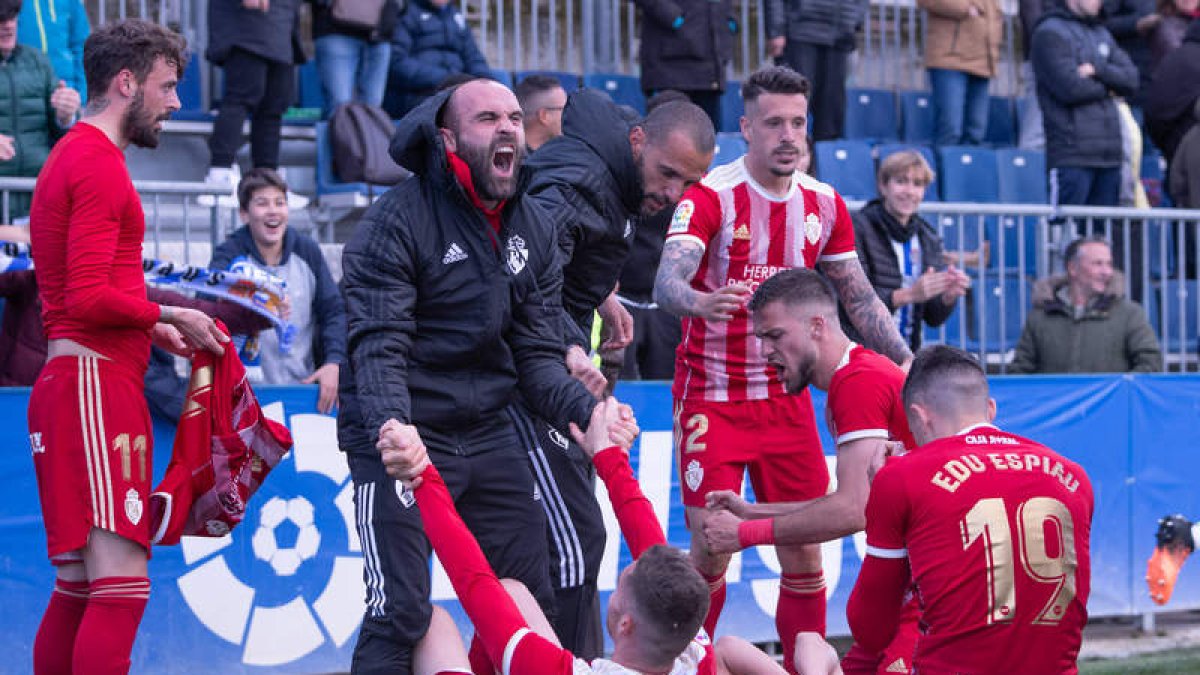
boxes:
[175,403,366,666]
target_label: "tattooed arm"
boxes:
[653,239,750,321]
[820,257,913,365]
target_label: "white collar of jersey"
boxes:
[741,158,799,203]
[955,422,1000,436]
[835,342,858,372]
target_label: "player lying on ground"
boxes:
[1147,514,1198,606]
[381,398,831,674]
[697,268,916,674]
[847,345,1094,674]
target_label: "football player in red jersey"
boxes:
[848,346,1093,675]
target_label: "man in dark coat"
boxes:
[1145,17,1200,171]
[382,0,491,118]
[632,0,737,129]
[1103,0,1156,107]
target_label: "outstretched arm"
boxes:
[820,257,912,365]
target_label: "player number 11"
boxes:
[113,433,148,482]
[960,496,1078,627]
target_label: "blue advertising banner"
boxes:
[0,375,1196,672]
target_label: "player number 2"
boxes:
[960,496,1078,626]
[113,433,148,482]
[684,414,708,453]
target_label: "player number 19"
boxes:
[960,496,1077,626]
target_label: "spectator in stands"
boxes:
[203,0,306,207]
[763,0,868,142]
[516,74,567,153]
[845,150,970,352]
[309,0,399,118]
[210,168,347,413]
[1145,15,1199,178]
[382,0,490,118]
[1018,0,1055,149]
[1168,99,1200,207]
[1032,0,1139,207]
[1104,0,1156,109]
[1010,236,1161,373]
[918,0,1003,146]
[1145,0,1199,73]
[17,0,88,99]
[632,0,736,129]
[0,0,79,218]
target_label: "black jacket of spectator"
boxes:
[633,0,736,92]
[206,0,306,66]
[310,0,400,43]
[1103,0,1155,106]
[1019,0,1055,55]
[337,88,595,455]
[521,89,640,349]
[1032,6,1140,169]
[383,0,490,117]
[762,0,867,50]
[1145,18,1200,163]
[840,199,954,352]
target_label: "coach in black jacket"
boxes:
[337,80,597,674]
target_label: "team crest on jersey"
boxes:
[669,199,694,235]
[547,427,570,450]
[125,488,143,526]
[29,432,44,454]
[396,481,416,508]
[733,223,751,240]
[804,212,822,245]
[684,459,704,492]
[506,234,529,275]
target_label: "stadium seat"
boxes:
[984,96,1016,146]
[936,213,986,263]
[719,83,743,133]
[844,88,898,141]
[583,73,645,114]
[174,54,210,121]
[900,91,935,144]
[297,60,325,113]
[965,276,1029,353]
[489,69,514,89]
[315,121,370,199]
[711,132,746,170]
[996,148,1047,204]
[937,146,999,203]
[875,143,937,200]
[814,140,876,201]
[515,70,580,93]
[1159,279,1199,354]
[1142,148,1165,182]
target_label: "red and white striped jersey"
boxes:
[666,157,858,402]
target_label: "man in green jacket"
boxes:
[1010,236,1162,373]
[0,0,80,218]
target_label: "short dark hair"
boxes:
[748,268,837,314]
[237,167,289,211]
[626,545,709,662]
[0,0,22,22]
[741,65,810,106]
[902,345,989,415]
[515,74,563,114]
[641,100,716,155]
[645,89,691,114]
[83,20,187,104]
[1064,236,1110,266]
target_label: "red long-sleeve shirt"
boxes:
[30,122,160,373]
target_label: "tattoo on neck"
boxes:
[85,98,110,115]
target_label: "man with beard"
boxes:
[337,77,598,674]
[26,19,227,674]
[653,65,912,672]
[512,87,714,658]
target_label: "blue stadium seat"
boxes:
[174,54,210,121]
[900,91,935,144]
[936,213,986,263]
[984,96,1016,146]
[515,70,580,93]
[489,69,514,89]
[937,146,999,202]
[711,132,746,170]
[844,88,898,141]
[814,140,876,201]
[966,276,1029,353]
[297,60,325,113]
[719,83,743,133]
[583,73,645,114]
[315,121,370,198]
[996,148,1047,204]
[875,143,937,200]
[1160,279,1199,354]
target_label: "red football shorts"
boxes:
[29,355,154,562]
[674,392,829,510]
[841,595,921,675]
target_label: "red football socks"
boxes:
[33,578,90,674]
[777,572,827,675]
[701,570,727,637]
[72,577,150,675]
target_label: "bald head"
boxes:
[641,100,716,157]
[438,79,524,205]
